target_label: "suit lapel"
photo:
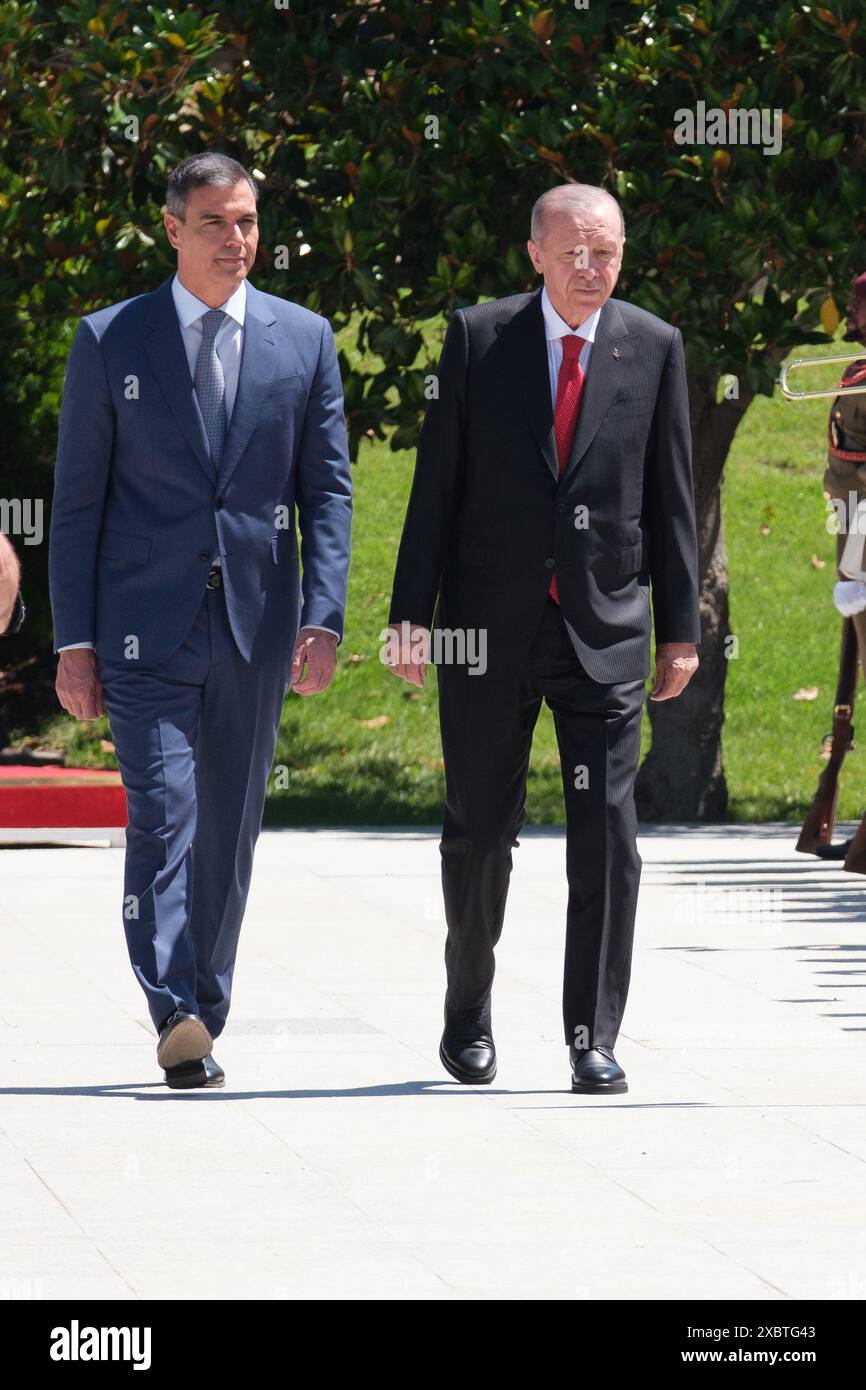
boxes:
[561,297,631,485]
[498,291,634,485]
[143,276,279,491]
[498,290,559,481]
[143,276,215,483]
[215,280,278,493]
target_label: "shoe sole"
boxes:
[164,1059,208,1089]
[439,1040,496,1085]
[163,1061,225,1090]
[157,1014,212,1070]
[571,1078,628,1094]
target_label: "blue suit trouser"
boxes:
[99,584,292,1039]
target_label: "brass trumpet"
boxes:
[778,351,866,400]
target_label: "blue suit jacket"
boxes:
[49,276,352,666]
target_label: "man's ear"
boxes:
[163,211,181,250]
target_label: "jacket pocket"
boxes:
[606,392,656,413]
[98,529,151,564]
[615,541,644,575]
[266,374,305,406]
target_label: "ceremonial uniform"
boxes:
[823,357,866,683]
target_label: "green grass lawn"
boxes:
[721,347,866,822]
[25,338,866,824]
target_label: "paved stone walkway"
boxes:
[1,824,864,1300]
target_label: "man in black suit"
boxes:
[386,184,699,1094]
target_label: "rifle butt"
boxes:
[796,783,839,854]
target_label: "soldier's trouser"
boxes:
[836,532,866,684]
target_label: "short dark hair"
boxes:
[166,152,258,220]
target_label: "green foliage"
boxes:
[26,367,866,825]
[4,0,866,445]
[4,0,866,798]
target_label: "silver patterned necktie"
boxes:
[193,308,227,466]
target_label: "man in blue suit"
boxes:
[49,153,352,1088]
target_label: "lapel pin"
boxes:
[612,348,620,359]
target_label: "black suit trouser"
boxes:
[437,594,646,1048]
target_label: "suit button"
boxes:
[215,497,224,510]
[199,550,210,561]
[556,503,568,513]
[545,557,555,570]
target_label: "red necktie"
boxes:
[549,334,586,603]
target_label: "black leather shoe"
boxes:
[163,1053,224,1090]
[163,1057,207,1089]
[202,1054,225,1088]
[156,1008,212,1071]
[570,1045,627,1094]
[440,1008,496,1084]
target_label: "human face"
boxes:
[527,204,623,327]
[163,178,259,307]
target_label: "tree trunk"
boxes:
[635,373,753,821]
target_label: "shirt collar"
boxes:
[541,285,601,345]
[172,272,247,329]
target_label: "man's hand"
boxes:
[384,622,430,688]
[291,627,338,695]
[0,532,21,635]
[56,648,104,721]
[649,642,699,701]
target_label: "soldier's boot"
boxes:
[815,839,853,860]
[843,811,866,873]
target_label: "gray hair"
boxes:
[166,152,258,220]
[530,184,625,243]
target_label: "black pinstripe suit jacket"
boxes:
[389,288,700,682]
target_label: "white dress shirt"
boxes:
[541,285,600,406]
[60,272,336,648]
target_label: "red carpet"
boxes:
[0,766,128,827]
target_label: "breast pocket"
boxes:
[267,373,306,406]
[604,393,656,419]
[261,375,308,434]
